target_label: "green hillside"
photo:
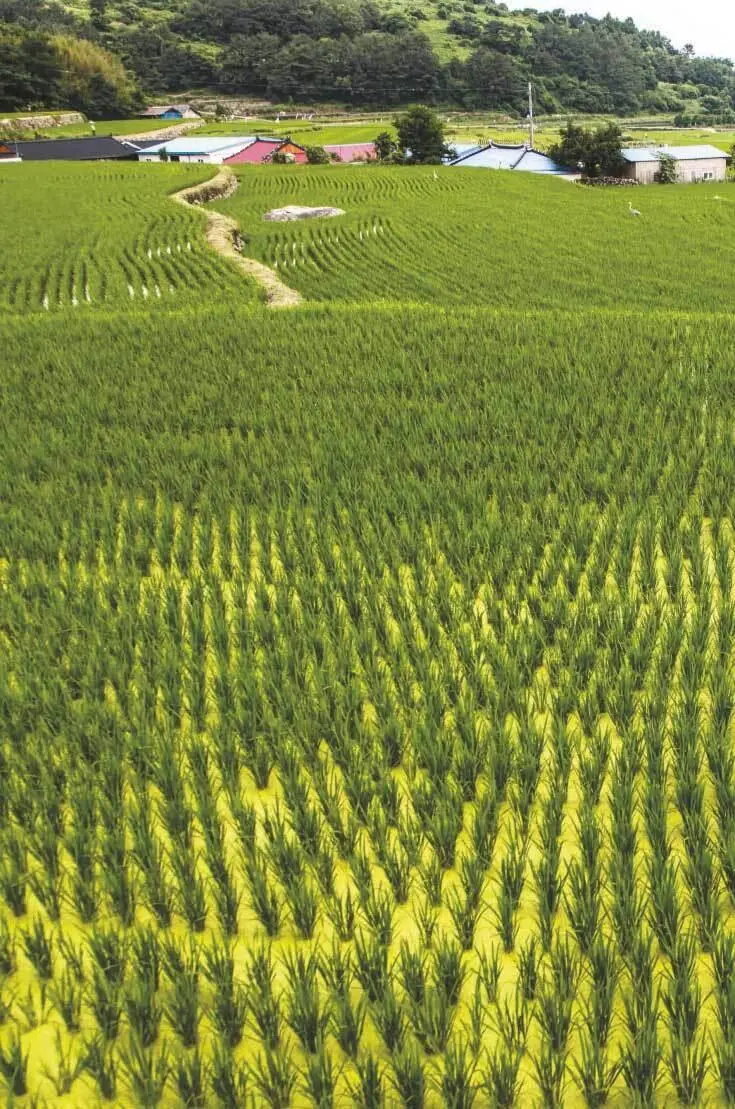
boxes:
[3,0,735,120]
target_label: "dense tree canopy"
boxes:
[1,0,735,117]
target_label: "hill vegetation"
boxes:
[2,0,735,118]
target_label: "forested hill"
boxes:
[2,0,735,119]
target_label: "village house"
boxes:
[139,104,201,120]
[621,144,728,183]
[138,136,310,164]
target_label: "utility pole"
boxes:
[528,81,535,149]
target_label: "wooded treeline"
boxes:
[2,0,735,119]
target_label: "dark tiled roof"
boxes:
[14,137,138,162]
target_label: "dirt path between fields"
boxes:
[172,167,302,308]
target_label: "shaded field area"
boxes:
[213,165,735,310]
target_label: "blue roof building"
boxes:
[448,142,568,175]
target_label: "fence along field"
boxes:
[213,164,735,311]
[4,300,735,1105]
[0,163,256,314]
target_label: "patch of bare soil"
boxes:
[264,205,345,221]
[172,167,302,308]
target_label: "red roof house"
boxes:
[324,143,376,163]
[225,138,282,164]
[225,138,308,165]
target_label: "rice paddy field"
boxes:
[3,157,735,1107]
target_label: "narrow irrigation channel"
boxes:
[172,167,303,308]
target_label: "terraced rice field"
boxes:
[215,165,735,310]
[4,161,735,1106]
[0,163,255,314]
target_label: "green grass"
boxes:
[3,158,735,1107]
[212,164,735,310]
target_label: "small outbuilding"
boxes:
[323,142,376,163]
[140,104,201,120]
[621,144,727,184]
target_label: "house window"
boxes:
[703,171,714,181]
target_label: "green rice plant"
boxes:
[619,1007,661,1109]
[286,876,319,940]
[536,975,574,1056]
[171,849,208,933]
[244,850,282,937]
[437,1040,478,1109]
[331,989,366,1058]
[303,1037,339,1109]
[0,831,27,917]
[131,926,160,993]
[119,1034,171,1108]
[210,1041,248,1109]
[125,973,162,1048]
[89,969,122,1041]
[202,941,247,1048]
[247,944,282,1051]
[49,965,82,1032]
[251,1047,296,1109]
[355,931,388,1003]
[88,926,127,990]
[564,855,600,957]
[481,1041,524,1108]
[470,786,500,869]
[40,1028,84,1096]
[0,918,14,977]
[399,941,428,1007]
[434,935,464,1008]
[661,933,701,1048]
[463,976,486,1057]
[571,1029,622,1108]
[82,1036,117,1101]
[586,934,618,1049]
[518,937,540,1002]
[22,916,53,980]
[667,1034,709,1107]
[415,897,439,949]
[383,840,411,904]
[647,852,681,959]
[0,1030,28,1096]
[176,1047,208,1108]
[493,831,526,953]
[447,885,480,952]
[315,843,337,896]
[373,983,406,1054]
[391,1041,426,1109]
[532,1041,567,1109]
[477,944,502,1004]
[162,940,199,1048]
[283,948,330,1054]
[350,1050,385,1109]
[414,989,454,1055]
[420,854,444,907]
[326,887,357,941]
